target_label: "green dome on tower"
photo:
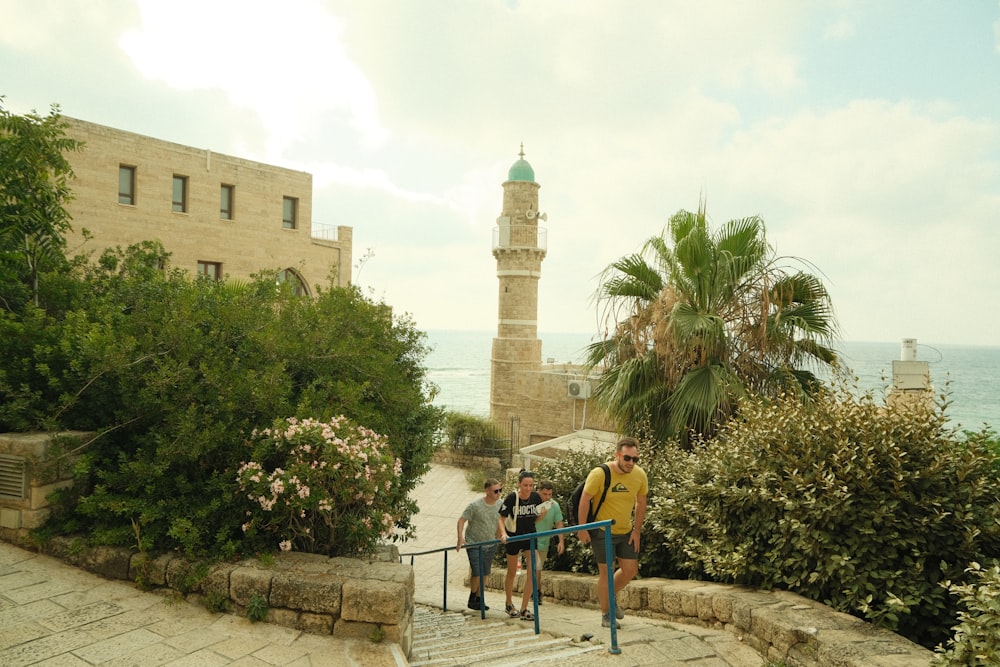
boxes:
[507,144,535,182]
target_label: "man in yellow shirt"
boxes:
[576,436,648,629]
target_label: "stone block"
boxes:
[28,480,73,510]
[0,508,21,529]
[679,589,698,617]
[19,507,50,530]
[552,573,595,604]
[342,579,407,624]
[270,571,342,615]
[201,562,234,599]
[129,553,173,586]
[267,607,300,628]
[334,615,411,656]
[619,580,647,612]
[79,545,132,580]
[299,612,334,634]
[230,565,273,606]
[165,558,201,592]
[712,592,734,623]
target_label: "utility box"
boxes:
[892,360,930,391]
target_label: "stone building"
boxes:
[489,148,615,453]
[61,117,351,293]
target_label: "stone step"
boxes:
[411,605,604,667]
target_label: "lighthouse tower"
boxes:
[490,146,547,430]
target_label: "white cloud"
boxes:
[120,0,388,154]
[3,0,999,346]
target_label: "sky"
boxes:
[2,1,999,347]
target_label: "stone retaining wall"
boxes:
[431,448,502,474]
[486,569,934,666]
[38,538,415,656]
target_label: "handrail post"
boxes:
[529,538,539,633]
[476,547,486,619]
[443,550,448,610]
[604,523,621,654]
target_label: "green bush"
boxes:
[933,561,1000,666]
[442,412,508,457]
[20,241,441,558]
[646,386,1000,647]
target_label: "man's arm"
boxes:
[629,494,647,548]
[456,517,467,551]
[576,490,593,544]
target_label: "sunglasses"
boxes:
[622,455,640,463]
[491,488,502,494]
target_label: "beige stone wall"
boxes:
[511,365,615,447]
[0,432,86,537]
[61,117,351,291]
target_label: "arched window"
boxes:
[278,268,310,296]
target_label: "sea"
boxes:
[423,330,999,433]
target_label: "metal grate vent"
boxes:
[0,454,27,500]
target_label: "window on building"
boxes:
[220,184,235,220]
[172,175,188,213]
[278,268,309,296]
[119,165,136,205]
[282,196,298,229]
[197,261,222,281]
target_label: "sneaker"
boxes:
[601,613,621,629]
[615,605,624,620]
[468,596,489,611]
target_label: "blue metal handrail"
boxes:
[399,519,620,655]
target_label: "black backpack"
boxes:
[567,463,611,526]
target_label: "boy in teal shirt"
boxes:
[533,480,565,603]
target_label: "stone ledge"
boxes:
[485,570,934,667]
[35,537,415,657]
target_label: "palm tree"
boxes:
[585,201,838,447]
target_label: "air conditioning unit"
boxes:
[567,380,591,399]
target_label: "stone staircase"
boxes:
[409,604,605,666]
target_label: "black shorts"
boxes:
[589,530,639,565]
[504,534,535,557]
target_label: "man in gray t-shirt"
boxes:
[457,478,502,611]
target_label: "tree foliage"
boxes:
[15,241,441,558]
[646,385,1000,648]
[586,202,838,446]
[0,99,82,312]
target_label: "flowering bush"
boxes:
[237,416,403,557]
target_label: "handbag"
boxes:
[504,494,519,533]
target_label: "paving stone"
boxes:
[39,600,125,632]
[71,627,164,664]
[0,628,96,667]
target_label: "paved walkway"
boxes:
[0,463,764,666]
[403,464,764,666]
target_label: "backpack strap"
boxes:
[591,463,612,522]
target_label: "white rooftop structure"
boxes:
[518,428,620,469]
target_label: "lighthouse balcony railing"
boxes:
[492,225,547,252]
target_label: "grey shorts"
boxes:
[466,544,498,576]
[589,530,639,565]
